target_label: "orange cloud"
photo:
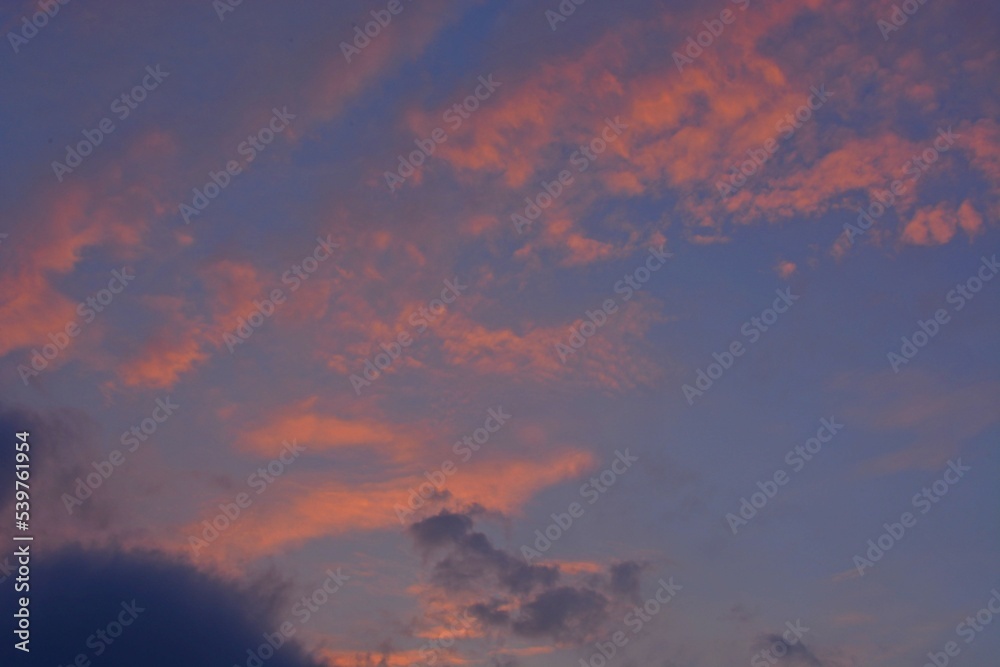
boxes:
[900,202,984,246]
[117,322,211,389]
[0,176,153,364]
[775,261,797,279]
[835,371,1000,475]
[901,205,956,246]
[239,396,420,460]
[109,260,266,390]
[182,448,596,564]
[435,303,665,393]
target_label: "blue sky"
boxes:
[1,0,999,665]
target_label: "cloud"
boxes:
[775,261,798,279]
[409,510,560,596]
[114,295,212,389]
[0,546,324,666]
[510,586,609,643]
[436,304,665,393]
[0,182,149,362]
[0,403,123,544]
[901,200,985,246]
[834,371,1000,474]
[608,560,644,601]
[391,0,999,257]
[178,448,595,564]
[238,396,420,460]
[406,510,643,647]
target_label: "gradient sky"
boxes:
[1,0,999,665]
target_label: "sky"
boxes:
[0,0,999,665]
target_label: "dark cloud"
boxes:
[510,586,609,642]
[468,599,512,626]
[608,560,645,601]
[408,510,643,646]
[409,510,559,595]
[0,546,324,666]
[409,510,474,551]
